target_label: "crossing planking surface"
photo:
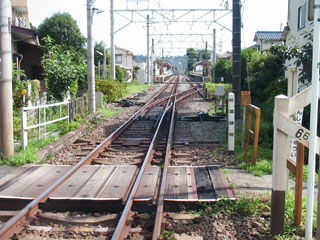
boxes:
[0,165,234,208]
[164,165,234,201]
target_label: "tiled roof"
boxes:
[254,31,283,41]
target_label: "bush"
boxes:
[115,65,127,83]
[96,79,127,103]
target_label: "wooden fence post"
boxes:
[271,94,289,235]
[244,108,252,163]
[252,107,261,165]
[295,143,304,226]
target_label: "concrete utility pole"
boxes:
[103,48,107,80]
[212,28,216,81]
[87,0,96,113]
[152,38,155,82]
[147,15,150,84]
[232,0,241,120]
[110,0,116,80]
[0,0,14,156]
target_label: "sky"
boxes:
[28,0,288,56]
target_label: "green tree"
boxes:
[186,48,198,72]
[214,58,232,83]
[94,41,105,66]
[115,65,127,83]
[38,12,86,51]
[41,36,87,100]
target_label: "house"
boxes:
[114,46,134,82]
[283,0,313,86]
[253,31,284,52]
[11,0,43,81]
[12,0,30,28]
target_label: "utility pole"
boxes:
[0,0,14,156]
[232,0,241,120]
[147,15,150,84]
[110,0,116,80]
[212,28,216,81]
[152,38,155,83]
[103,48,107,80]
[87,0,95,113]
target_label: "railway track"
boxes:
[0,75,233,239]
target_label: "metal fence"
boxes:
[20,97,86,150]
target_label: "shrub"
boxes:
[96,79,127,103]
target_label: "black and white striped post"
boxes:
[228,92,235,153]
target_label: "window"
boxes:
[116,54,122,64]
[298,3,306,29]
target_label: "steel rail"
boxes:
[152,84,177,240]
[153,76,179,129]
[0,79,175,239]
[111,78,179,240]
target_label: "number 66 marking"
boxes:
[295,128,309,141]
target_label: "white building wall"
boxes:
[285,0,313,86]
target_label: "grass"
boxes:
[159,230,177,240]
[237,159,272,176]
[205,82,232,94]
[125,82,151,96]
[101,108,123,118]
[274,189,317,239]
[1,136,58,165]
[194,196,270,217]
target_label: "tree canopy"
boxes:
[41,36,87,100]
[186,48,198,71]
[38,12,86,51]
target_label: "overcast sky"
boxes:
[28,0,288,56]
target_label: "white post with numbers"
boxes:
[228,92,235,153]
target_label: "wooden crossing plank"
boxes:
[16,166,71,198]
[49,166,102,200]
[207,166,234,199]
[134,166,160,201]
[98,166,137,201]
[165,167,188,200]
[186,167,198,200]
[165,167,175,200]
[71,166,118,200]
[194,166,215,200]
[0,166,40,192]
[0,167,57,199]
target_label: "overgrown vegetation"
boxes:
[96,79,127,103]
[42,36,87,100]
[274,190,317,239]
[195,196,270,217]
[101,108,123,118]
[125,82,150,96]
[0,136,58,165]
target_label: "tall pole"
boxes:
[110,0,115,80]
[147,15,150,84]
[152,38,155,83]
[87,0,95,113]
[103,48,107,80]
[0,0,14,156]
[212,28,216,82]
[306,1,320,238]
[232,0,241,120]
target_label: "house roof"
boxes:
[109,46,134,55]
[253,31,283,42]
[11,25,39,45]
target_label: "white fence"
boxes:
[271,84,320,235]
[21,101,69,150]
